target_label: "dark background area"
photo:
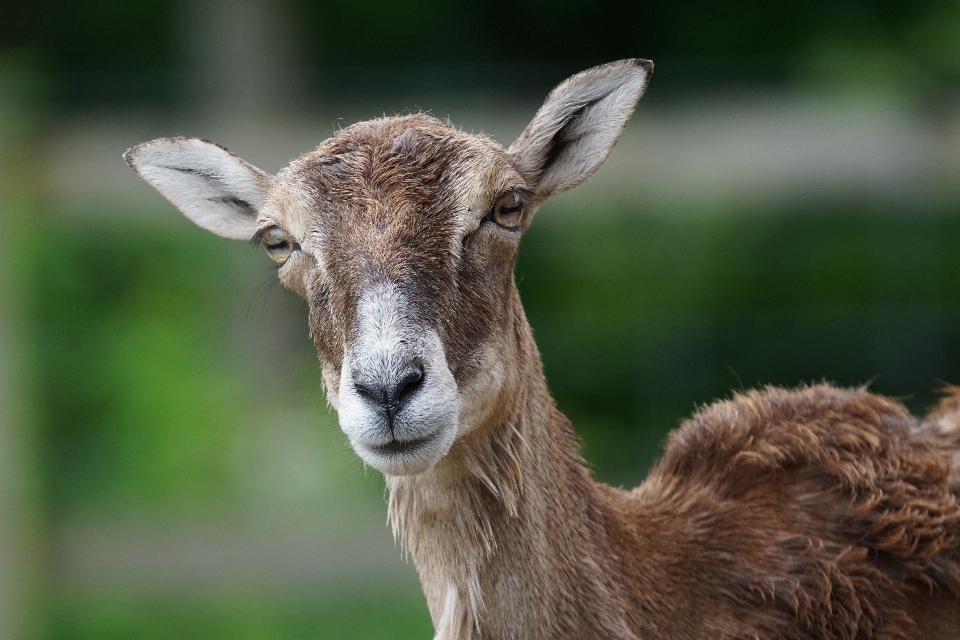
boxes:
[3,0,959,71]
[4,0,960,100]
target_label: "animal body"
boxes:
[125,59,960,639]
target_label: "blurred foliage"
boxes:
[50,588,432,640]
[4,0,960,99]
[33,218,248,505]
[0,52,46,640]
[29,217,287,514]
[0,0,178,72]
[299,0,960,75]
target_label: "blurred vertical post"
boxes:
[180,0,301,116]
[0,60,41,640]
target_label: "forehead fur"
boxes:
[262,114,521,240]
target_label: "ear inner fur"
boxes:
[507,58,652,198]
[123,136,273,240]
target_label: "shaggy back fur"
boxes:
[634,385,960,639]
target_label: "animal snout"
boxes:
[353,361,425,422]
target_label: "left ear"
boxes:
[123,137,272,241]
[508,59,652,199]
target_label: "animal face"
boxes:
[258,116,532,473]
[125,59,652,475]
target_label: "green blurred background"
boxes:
[3,1,960,638]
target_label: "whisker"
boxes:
[261,277,282,312]
[336,455,363,481]
[246,271,281,317]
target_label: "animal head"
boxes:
[125,59,652,476]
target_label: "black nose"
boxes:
[353,363,425,422]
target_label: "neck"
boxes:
[387,296,642,640]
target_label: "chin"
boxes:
[352,424,458,476]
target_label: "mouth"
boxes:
[351,422,459,476]
[368,432,438,456]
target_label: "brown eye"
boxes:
[492,191,524,229]
[262,227,299,264]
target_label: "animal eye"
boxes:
[492,191,523,229]
[262,227,299,264]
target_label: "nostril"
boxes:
[354,379,384,405]
[393,366,424,404]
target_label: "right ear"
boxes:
[508,59,652,200]
[123,137,273,240]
